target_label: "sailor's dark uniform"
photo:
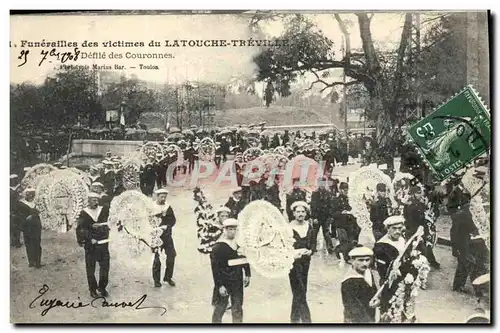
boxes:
[224,197,247,219]
[76,206,110,293]
[341,269,378,323]
[373,234,405,282]
[152,203,177,284]
[289,222,314,323]
[210,240,251,323]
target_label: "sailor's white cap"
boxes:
[24,187,36,194]
[216,206,231,214]
[291,201,310,211]
[88,192,101,199]
[91,182,104,187]
[383,215,405,227]
[10,174,18,179]
[155,188,169,195]
[348,246,374,258]
[223,218,238,228]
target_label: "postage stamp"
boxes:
[406,85,491,181]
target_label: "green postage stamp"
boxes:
[406,85,491,181]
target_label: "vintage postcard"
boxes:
[10,10,491,324]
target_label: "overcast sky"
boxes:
[10,12,429,89]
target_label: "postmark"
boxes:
[406,85,491,181]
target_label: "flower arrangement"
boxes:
[380,229,430,323]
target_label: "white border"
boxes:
[3,2,498,333]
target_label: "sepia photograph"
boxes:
[9,10,491,324]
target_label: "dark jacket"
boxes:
[403,200,426,237]
[157,205,176,247]
[225,197,247,219]
[310,188,333,221]
[341,271,377,323]
[210,241,251,289]
[370,198,390,233]
[76,206,110,250]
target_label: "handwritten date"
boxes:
[17,48,80,67]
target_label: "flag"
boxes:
[120,113,125,126]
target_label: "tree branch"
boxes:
[334,14,351,65]
[306,69,361,92]
[356,13,380,75]
[390,13,413,120]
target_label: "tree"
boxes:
[252,13,414,160]
[100,76,161,126]
[40,68,102,127]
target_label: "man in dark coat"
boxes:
[10,174,22,248]
[152,188,177,287]
[19,188,43,268]
[224,187,247,219]
[310,177,334,254]
[333,182,361,261]
[403,186,440,268]
[140,161,156,196]
[369,183,391,241]
[373,216,406,282]
[211,218,251,323]
[341,246,378,323]
[264,175,281,211]
[285,178,307,222]
[102,161,116,196]
[154,154,168,188]
[448,185,488,296]
[76,192,111,298]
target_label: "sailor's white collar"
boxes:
[342,267,374,287]
[377,234,406,254]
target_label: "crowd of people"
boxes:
[9,122,490,324]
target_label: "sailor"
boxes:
[369,183,391,241]
[20,188,43,268]
[76,192,111,298]
[288,201,314,323]
[341,246,379,323]
[10,174,22,248]
[285,178,307,222]
[90,182,111,208]
[224,187,247,219]
[210,218,251,323]
[152,188,177,287]
[373,216,406,282]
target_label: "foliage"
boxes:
[100,76,162,125]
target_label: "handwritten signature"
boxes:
[29,284,166,316]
